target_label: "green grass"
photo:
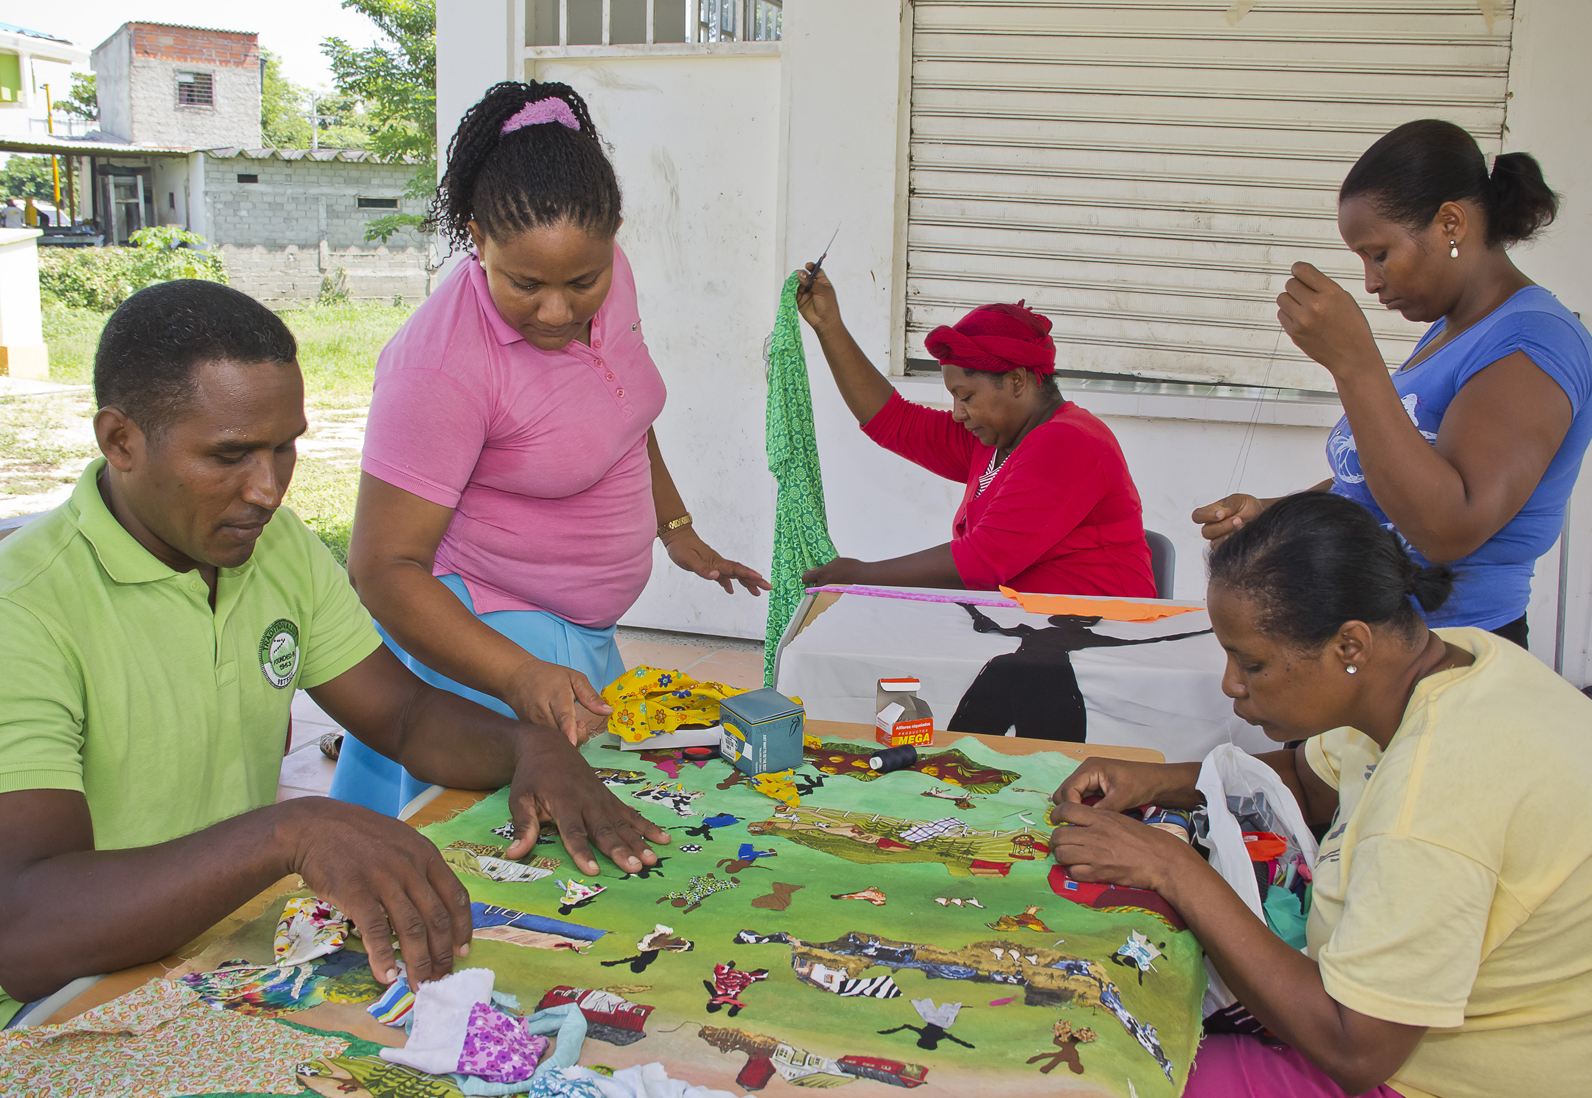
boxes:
[33,301,410,559]
[43,301,410,398]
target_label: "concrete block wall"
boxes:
[128,58,261,148]
[221,244,431,306]
[203,156,427,250]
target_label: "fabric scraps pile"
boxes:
[1227,791,1313,948]
[0,978,347,1098]
[380,967,588,1094]
[601,665,746,743]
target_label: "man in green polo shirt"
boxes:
[0,280,668,1026]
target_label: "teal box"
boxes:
[719,688,805,776]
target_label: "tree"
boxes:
[260,50,312,148]
[57,73,97,122]
[0,155,56,204]
[322,0,435,243]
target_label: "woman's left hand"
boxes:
[1048,801,1199,894]
[663,527,771,595]
[1276,262,1385,379]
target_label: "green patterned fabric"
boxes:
[764,271,838,686]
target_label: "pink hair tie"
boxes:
[500,97,581,136]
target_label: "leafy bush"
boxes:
[38,227,227,311]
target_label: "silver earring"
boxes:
[1346,664,1358,675]
[1449,240,1459,258]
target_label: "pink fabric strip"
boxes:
[500,97,580,135]
[804,585,1019,608]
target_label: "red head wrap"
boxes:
[924,300,1056,377]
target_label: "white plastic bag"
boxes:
[1192,743,1319,1016]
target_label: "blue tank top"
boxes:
[1327,286,1592,630]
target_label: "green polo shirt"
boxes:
[0,459,381,1021]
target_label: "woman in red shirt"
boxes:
[797,267,1155,597]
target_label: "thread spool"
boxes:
[868,744,919,773]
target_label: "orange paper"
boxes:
[998,586,1200,623]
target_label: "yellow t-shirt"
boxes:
[1304,627,1592,1098]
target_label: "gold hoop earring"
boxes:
[1449,240,1459,258]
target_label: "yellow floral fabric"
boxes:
[0,978,347,1098]
[749,769,800,807]
[601,665,746,743]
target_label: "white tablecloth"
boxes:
[775,589,1273,763]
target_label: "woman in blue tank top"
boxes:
[1195,120,1592,646]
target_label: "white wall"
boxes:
[0,228,48,380]
[90,27,131,143]
[1501,0,1592,682]
[436,0,1592,683]
[528,54,784,639]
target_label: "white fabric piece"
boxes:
[776,588,1272,761]
[549,1061,738,1098]
[380,967,496,1074]
[911,997,962,1028]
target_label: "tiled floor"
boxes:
[276,631,765,801]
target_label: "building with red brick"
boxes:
[92,22,261,149]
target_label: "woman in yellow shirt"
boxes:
[1051,492,1591,1098]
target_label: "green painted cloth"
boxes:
[412,735,1205,1096]
[764,271,838,685]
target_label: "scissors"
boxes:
[803,224,841,295]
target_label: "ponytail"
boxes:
[427,81,622,253]
[1408,562,1455,615]
[1485,151,1559,247]
[1340,119,1558,249]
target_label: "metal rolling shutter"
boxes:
[906,1,1515,390]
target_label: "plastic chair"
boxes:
[1145,530,1176,600]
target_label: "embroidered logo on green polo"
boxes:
[258,618,301,689]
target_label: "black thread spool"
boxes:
[868,744,919,773]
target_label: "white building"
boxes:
[437,0,1592,686]
[0,21,90,140]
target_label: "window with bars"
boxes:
[357,197,400,209]
[528,0,780,48]
[176,71,214,108]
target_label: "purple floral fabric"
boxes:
[456,1001,550,1083]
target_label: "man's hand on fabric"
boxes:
[282,797,473,987]
[663,527,770,595]
[499,730,671,874]
[504,657,612,745]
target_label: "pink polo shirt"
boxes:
[361,247,666,628]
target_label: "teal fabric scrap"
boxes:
[764,270,839,686]
[452,1003,587,1095]
[1263,883,1311,950]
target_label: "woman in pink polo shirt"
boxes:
[332,82,768,815]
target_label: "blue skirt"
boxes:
[327,573,627,816]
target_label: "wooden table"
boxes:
[46,722,1163,1043]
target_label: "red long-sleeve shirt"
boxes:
[862,391,1155,597]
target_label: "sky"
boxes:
[19,0,384,90]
